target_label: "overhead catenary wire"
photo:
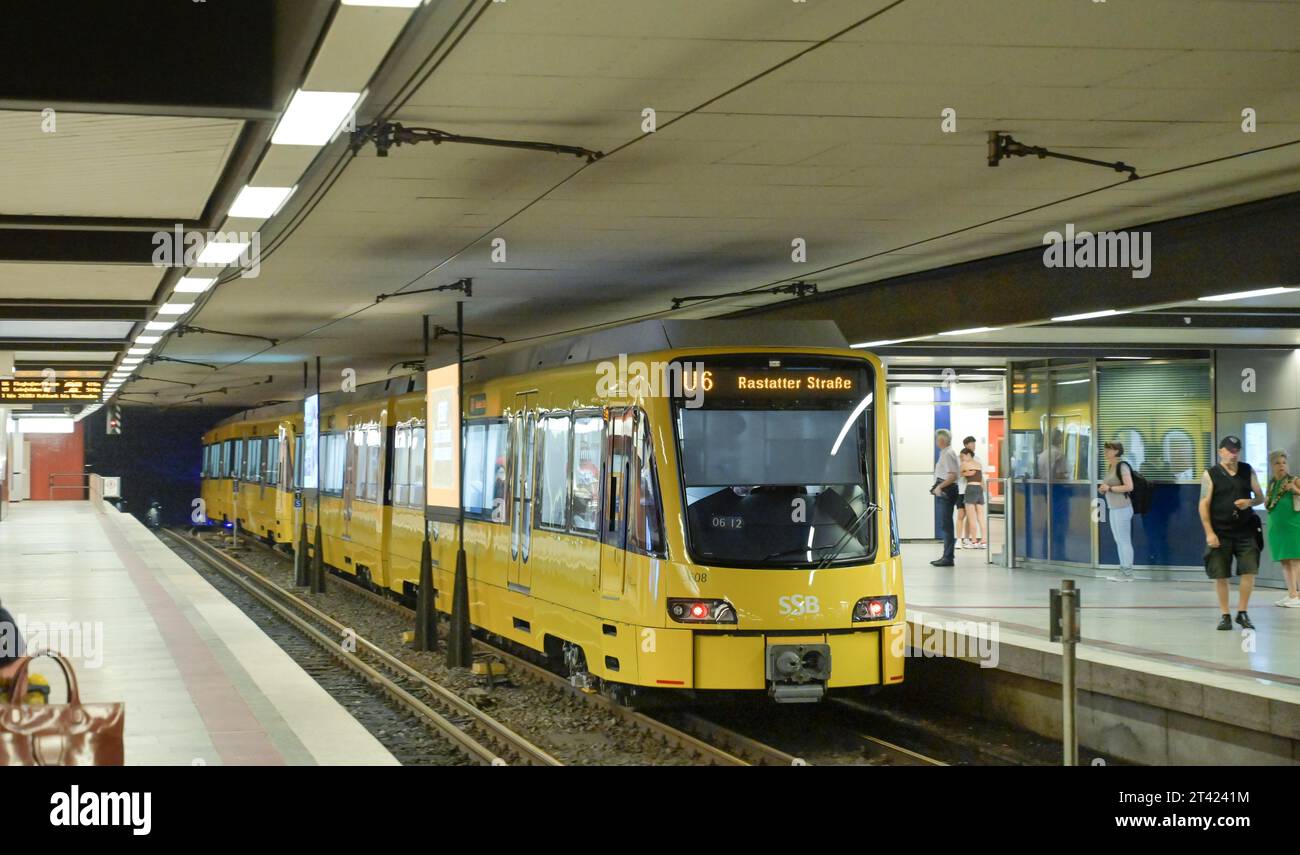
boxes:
[151,0,1300,395]
[157,0,916,388]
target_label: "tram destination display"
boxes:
[686,367,862,400]
[0,378,102,403]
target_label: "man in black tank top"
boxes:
[1199,436,1265,630]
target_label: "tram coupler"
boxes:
[766,643,831,704]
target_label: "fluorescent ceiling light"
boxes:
[1105,356,1150,360]
[145,320,175,331]
[128,347,151,356]
[939,326,999,336]
[1055,378,1090,386]
[851,340,900,349]
[135,335,162,344]
[228,185,296,219]
[272,90,363,146]
[196,240,249,266]
[341,0,421,6]
[174,277,216,294]
[1051,309,1125,323]
[1198,287,1296,302]
[120,359,141,366]
[157,302,194,316]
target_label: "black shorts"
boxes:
[955,494,965,509]
[1204,535,1260,579]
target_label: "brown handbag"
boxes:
[0,653,124,766]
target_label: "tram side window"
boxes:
[364,426,381,502]
[628,412,666,557]
[393,425,411,506]
[464,423,487,515]
[321,433,346,495]
[536,413,572,530]
[350,428,367,501]
[221,440,232,477]
[294,435,304,490]
[463,421,509,520]
[233,440,244,481]
[245,438,262,483]
[484,422,507,522]
[332,434,348,494]
[320,435,332,493]
[570,415,602,534]
[409,426,425,508]
[268,438,280,489]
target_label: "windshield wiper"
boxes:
[762,543,840,562]
[816,503,880,569]
[758,502,880,565]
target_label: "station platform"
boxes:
[901,542,1300,764]
[0,500,397,766]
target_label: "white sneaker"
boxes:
[976,541,988,549]
[955,540,964,549]
[1276,596,1291,606]
[1284,597,1300,608]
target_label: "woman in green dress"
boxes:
[1265,450,1300,607]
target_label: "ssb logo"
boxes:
[778,594,820,616]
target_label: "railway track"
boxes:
[203,528,945,767]
[214,530,796,766]
[161,528,561,767]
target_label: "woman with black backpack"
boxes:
[1100,441,1137,581]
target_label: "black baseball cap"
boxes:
[1219,435,1242,452]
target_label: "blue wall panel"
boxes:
[1050,483,1094,564]
[1098,483,1207,567]
[1013,481,1049,561]
[932,387,951,538]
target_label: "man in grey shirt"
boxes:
[931,429,960,566]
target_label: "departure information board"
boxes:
[0,378,103,403]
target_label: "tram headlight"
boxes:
[853,596,897,622]
[668,598,737,624]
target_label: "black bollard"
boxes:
[311,524,325,594]
[414,533,437,651]
[445,546,471,668]
[294,515,309,588]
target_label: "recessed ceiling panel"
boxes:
[14,351,117,362]
[0,111,243,219]
[0,263,161,300]
[0,320,133,339]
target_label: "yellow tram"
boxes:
[201,320,905,702]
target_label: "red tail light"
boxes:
[668,598,737,624]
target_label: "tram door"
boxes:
[508,410,537,591]
[600,408,633,597]
[342,420,357,541]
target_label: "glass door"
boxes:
[1047,363,1094,564]
[1011,364,1050,561]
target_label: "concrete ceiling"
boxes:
[2,0,1298,410]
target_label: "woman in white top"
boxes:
[1099,440,1136,581]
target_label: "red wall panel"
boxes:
[28,422,86,500]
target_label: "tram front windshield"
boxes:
[674,359,876,568]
